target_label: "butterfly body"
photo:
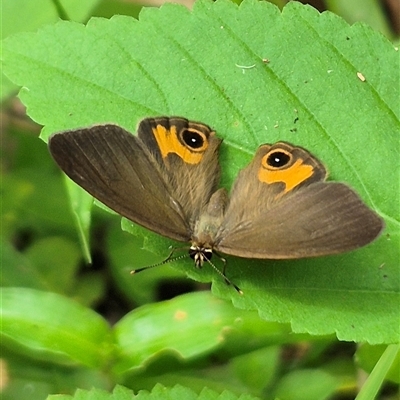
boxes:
[48,117,384,277]
[190,188,229,266]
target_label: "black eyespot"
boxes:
[267,151,291,168]
[182,129,204,149]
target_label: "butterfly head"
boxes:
[189,244,213,268]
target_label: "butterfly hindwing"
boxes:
[215,143,384,258]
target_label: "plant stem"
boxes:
[356,344,399,400]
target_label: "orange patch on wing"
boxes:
[258,158,314,192]
[152,125,203,164]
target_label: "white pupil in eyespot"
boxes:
[183,130,203,148]
[267,151,290,167]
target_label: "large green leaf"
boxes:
[113,291,300,374]
[47,383,261,399]
[1,288,112,368]
[2,0,399,344]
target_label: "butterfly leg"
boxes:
[212,251,242,295]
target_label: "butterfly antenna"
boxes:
[130,247,188,275]
[131,247,243,295]
[205,255,243,295]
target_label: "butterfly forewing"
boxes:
[137,117,223,228]
[48,124,191,241]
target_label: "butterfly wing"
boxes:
[215,142,384,258]
[48,117,222,242]
[137,117,222,229]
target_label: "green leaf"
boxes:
[1,241,46,290]
[91,0,142,20]
[2,0,100,37]
[1,154,77,240]
[231,346,280,392]
[1,348,109,400]
[274,369,340,400]
[113,291,298,373]
[46,383,261,399]
[2,0,399,344]
[325,0,392,37]
[46,385,134,400]
[1,0,100,99]
[1,287,112,368]
[0,237,80,293]
[8,235,105,306]
[24,236,81,291]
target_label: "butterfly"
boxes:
[48,117,384,290]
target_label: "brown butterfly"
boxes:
[48,117,384,290]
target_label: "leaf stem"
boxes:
[355,344,399,400]
[51,0,70,20]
